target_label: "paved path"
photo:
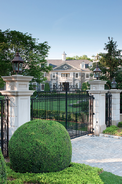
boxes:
[71,135,122,177]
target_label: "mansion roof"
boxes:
[47,59,91,72]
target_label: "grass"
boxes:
[103,125,122,136]
[32,98,89,113]
[100,171,122,184]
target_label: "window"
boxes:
[61,73,70,78]
[41,84,45,91]
[85,64,89,68]
[75,73,78,78]
[52,73,56,79]
[66,73,70,78]
[86,73,90,79]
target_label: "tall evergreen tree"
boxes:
[90,37,122,89]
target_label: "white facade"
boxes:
[38,52,93,91]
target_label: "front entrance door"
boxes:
[63,82,69,91]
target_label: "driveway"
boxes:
[71,135,122,176]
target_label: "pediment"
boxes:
[53,63,79,71]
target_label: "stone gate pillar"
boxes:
[88,80,107,134]
[109,89,121,126]
[0,75,34,140]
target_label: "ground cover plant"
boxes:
[99,171,122,184]
[103,125,122,136]
[0,149,7,184]
[6,162,104,184]
[9,119,72,173]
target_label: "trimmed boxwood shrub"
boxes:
[103,125,119,134]
[118,121,122,127]
[0,149,7,184]
[8,119,72,173]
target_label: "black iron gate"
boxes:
[31,85,94,138]
[106,91,112,127]
[0,96,9,157]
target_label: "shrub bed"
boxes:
[118,121,122,127]
[0,149,7,184]
[103,125,119,134]
[6,162,104,184]
[9,119,72,173]
[32,109,87,122]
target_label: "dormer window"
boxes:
[81,62,85,69]
[85,64,89,68]
[89,62,92,67]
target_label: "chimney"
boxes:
[62,51,67,61]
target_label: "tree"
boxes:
[81,82,90,91]
[66,55,92,61]
[0,29,52,88]
[44,82,50,92]
[90,37,122,89]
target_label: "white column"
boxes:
[0,75,34,140]
[110,89,122,126]
[88,80,107,134]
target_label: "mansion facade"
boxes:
[37,52,94,91]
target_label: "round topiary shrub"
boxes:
[8,120,72,173]
[0,149,7,184]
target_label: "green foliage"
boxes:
[44,82,50,92]
[116,71,122,89]
[81,82,90,91]
[100,171,122,184]
[66,55,92,61]
[103,125,119,134]
[0,149,7,184]
[32,109,88,123]
[90,37,122,89]
[6,162,103,184]
[118,122,122,127]
[0,29,52,87]
[8,119,72,173]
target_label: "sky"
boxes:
[0,0,122,59]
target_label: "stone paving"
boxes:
[71,135,122,177]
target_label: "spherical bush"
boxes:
[8,120,72,173]
[0,149,7,184]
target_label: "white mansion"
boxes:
[37,52,94,91]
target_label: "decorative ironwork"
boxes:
[0,96,9,157]
[106,91,112,127]
[89,94,94,133]
[31,85,94,138]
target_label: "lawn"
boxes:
[31,96,89,113]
